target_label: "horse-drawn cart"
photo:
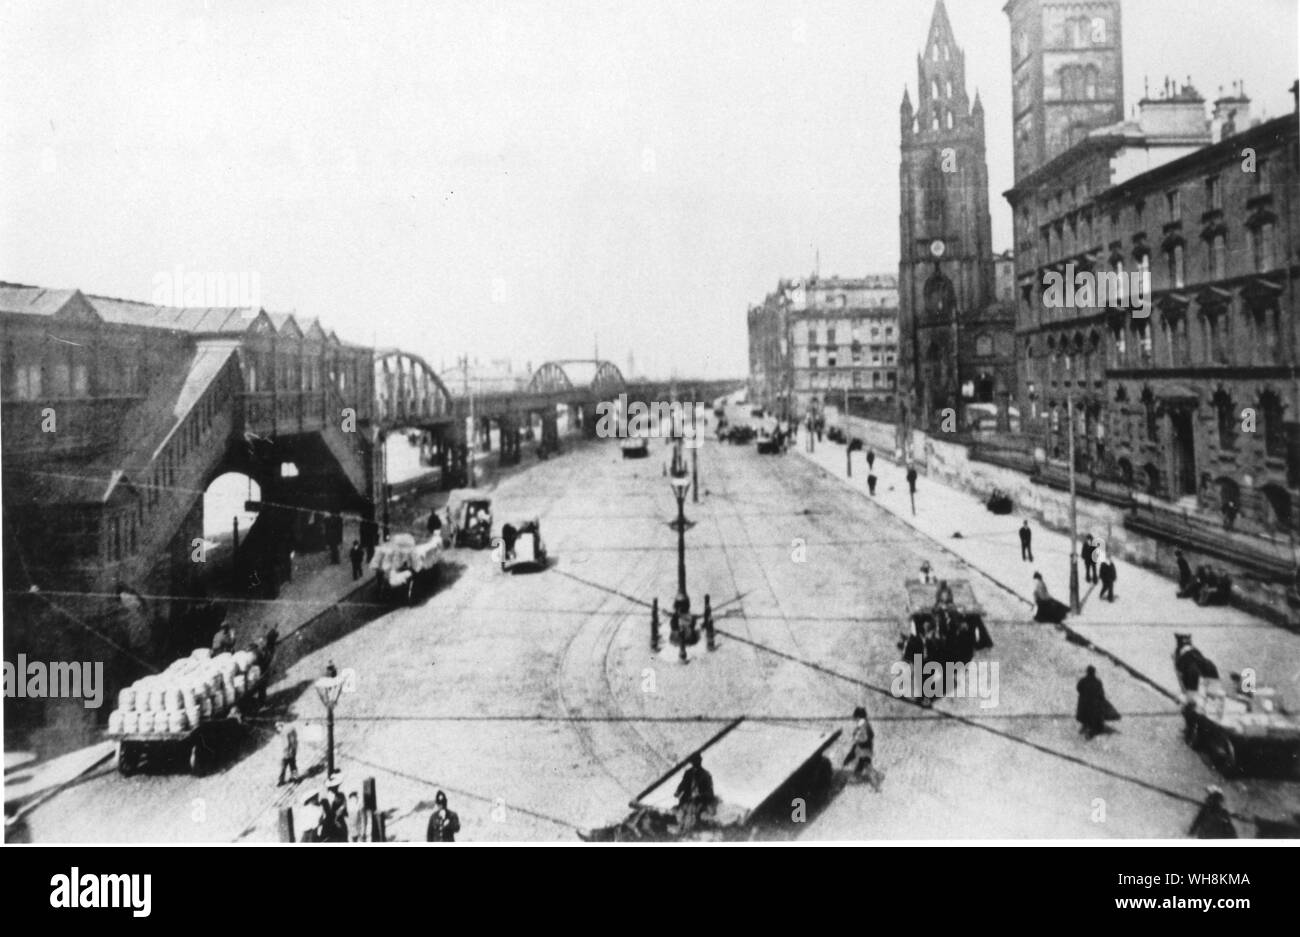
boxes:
[901,579,993,666]
[370,533,443,604]
[107,649,269,776]
[577,718,841,842]
[1174,634,1300,777]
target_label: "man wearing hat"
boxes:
[843,706,881,790]
[426,791,461,842]
[674,753,716,832]
[1188,786,1237,839]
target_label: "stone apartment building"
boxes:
[1004,0,1300,544]
[747,274,900,418]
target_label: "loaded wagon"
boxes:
[577,718,841,842]
[1180,681,1300,778]
[898,578,994,700]
[107,648,268,776]
[370,533,443,604]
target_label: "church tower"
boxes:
[1005,0,1124,182]
[898,0,999,431]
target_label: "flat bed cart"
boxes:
[578,718,841,842]
[110,670,267,777]
[1183,687,1300,778]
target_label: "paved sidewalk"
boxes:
[794,428,1300,704]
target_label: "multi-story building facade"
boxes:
[1005,0,1300,538]
[899,0,1017,432]
[747,274,899,418]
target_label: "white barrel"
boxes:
[231,674,247,699]
[167,710,187,733]
[185,704,202,727]
[165,687,184,711]
[181,684,199,710]
[122,710,140,733]
[118,687,136,711]
[199,697,213,719]
[108,710,125,734]
[148,687,166,712]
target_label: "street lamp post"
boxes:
[1066,369,1081,615]
[690,391,699,504]
[314,672,345,777]
[668,442,691,620]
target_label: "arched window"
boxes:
[1260,390,1286,458]
[932,80,940,99]
[1084,65,1099,100]
[946,110,954,129]
[1213,386,1235,450]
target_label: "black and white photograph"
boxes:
[2,0,1298,860]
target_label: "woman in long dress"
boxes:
[1032,572,1069,623]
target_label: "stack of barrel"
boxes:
[106,648,263,736]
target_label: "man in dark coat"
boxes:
[349,540,364,580]
[1188,787,1237,839]
[360,517,379,562]
[1019,521,1033,562]
[1175,549,1195,597]
[426,791,461,842]
[1081,535,1098,584]
[1098,553,1117,601]
[1076,665,1110,739]
[674,753,716,832]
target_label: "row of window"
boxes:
[806,351,898,369]
[1040,389,1288,462]
[1028,294,1288,381]
[1028,164,1271,265]
[804,325,896,345]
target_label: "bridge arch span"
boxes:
[374,350,454,427]
[526,359,626,398]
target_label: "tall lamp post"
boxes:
[1065,359,1081,614]
[668,441,692,619]
[314,673,345,777]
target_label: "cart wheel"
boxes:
[117,742,134,776]
[1206,732,1238,776]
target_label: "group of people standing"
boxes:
[1024,524,1117,623]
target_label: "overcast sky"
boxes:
[2,0,1295,378]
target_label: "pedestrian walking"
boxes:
[1188,786,1237,839]
[1098,552,1117,602]
[426,790,461,842]
[1175,548,1195,597]
[277,722,299,785]
[1081,534,1097,584]
[866,449,875,471]
[349,540,364,580]
[1019,520,1033,562]
[842,706,882,791]
[1032,572,1069,623]
[426,509,442,537]
[867,472,878,496]
[906,465,918,494]
[1075,666,1117,739]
